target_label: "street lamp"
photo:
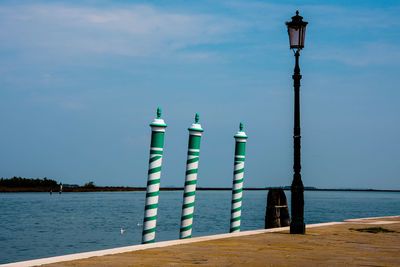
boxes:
[286,10,308,234]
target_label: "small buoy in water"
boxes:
[137,222,142,227]
[120,228,126,234]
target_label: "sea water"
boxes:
[0,190,399,264]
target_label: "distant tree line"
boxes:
[0,177,58,188]
[83,181,96,188]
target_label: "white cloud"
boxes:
[303,4,400,30]
[0,1,399,66]
[0,4,246,58]
[310,41,400,67]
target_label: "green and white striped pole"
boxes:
[180,113,203,239]
[142,107,167,244]
[230,122,248,233]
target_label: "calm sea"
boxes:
[0,190,399,264]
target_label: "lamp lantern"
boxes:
[286,10,308,50]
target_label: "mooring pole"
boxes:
[180,113,203,239]
[230,122,248,233]
[142,107,167,244]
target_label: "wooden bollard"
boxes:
[265,189,290,228]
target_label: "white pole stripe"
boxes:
[150,147,163,151]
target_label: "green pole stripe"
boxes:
[235,142,246,156]
[150,131,165,148]
[186,169,198,175]
[184,180,197,186]
[183,202,195,209]
[230,216,241,223]
[233,188,243,194]
[146,191,159,197]
[186,157,199,164]
[188,151,200,156]
[150,150,163,155]
[147,179,160,186]
[234,158,245,162]
[145,203,158,210]
[148,166,162,174]
[230,225,241,232]
[234,168,244,174]
[143,215,157,222]
[181,235,192,239]
[142,239,155,244]
[181,213,194,220]
[188,135,201,149]
[149,155,162,163]
[184,191,196,197]
[233,178,244,184]
[232,206,242,213]
[180,225,193,232]
[142,228,156,235]
[232,197,243,203]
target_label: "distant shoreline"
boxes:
[1,187,399,193]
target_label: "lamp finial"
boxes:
[157,107,161,119]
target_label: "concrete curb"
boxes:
[343,215,400,222]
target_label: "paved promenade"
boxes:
[6,216,400,266]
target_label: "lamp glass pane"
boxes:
[288,27,300,48]
[301,27,306,47]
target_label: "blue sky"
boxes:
[0,0,399,189]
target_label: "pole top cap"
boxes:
[188,113,204,132]
[234,122,248,139]
[150,107,167,129]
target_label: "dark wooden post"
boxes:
[265,189,290,228]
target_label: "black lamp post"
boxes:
[286,10,308,234]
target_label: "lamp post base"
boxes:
[290,221,305,234]
[290,181,305,234]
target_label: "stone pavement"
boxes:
[41,216,400,266]
[4,216,399,267]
